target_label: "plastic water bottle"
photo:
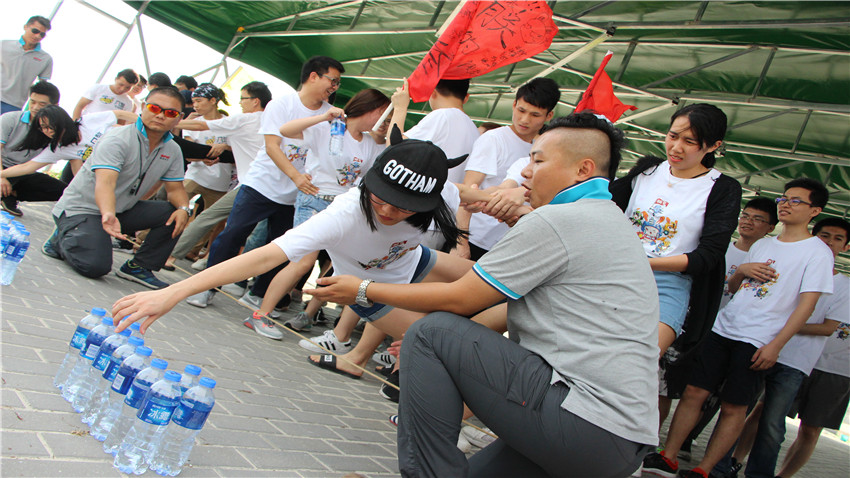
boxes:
[0,211,13,226]
[84,336,145,426]
[91,346,153,442]
[329,116,346,158]
[129,321,144,340]
[103,358,167,454]
[55,307,108,389]
[179,365,201,393]
[1,227,29,285]
[62,316,115,403]
[149,377,217,476]
[75,328,132,416]
[114,370,183,475]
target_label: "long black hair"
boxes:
[13,105,80,153]
[358,183,467,247]
[669,103,727,168]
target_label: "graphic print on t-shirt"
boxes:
[739,259,779,299]
[358,240,418,270]
[284,143,309,169]
[630,198,678,254]
[98,95,128,110]
[723,264,739,298]
[337,156,364,186]
[836,322,850,341]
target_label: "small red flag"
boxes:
[574,52,637,122]
[407,1,558,103]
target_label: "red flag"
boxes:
[574,52,637,122]
[407,1,558,102]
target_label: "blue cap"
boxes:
[184,365,201,376]
[136,346,152,357]
[151,358,168,369]
[118,328,131,337]
[130,322,141,331]
[199,377,216,389]
[91,307,107,316]
[164,371,181,382]
[102,317,114,326]
[128,336,144,347]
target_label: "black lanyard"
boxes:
[129,135,159,196]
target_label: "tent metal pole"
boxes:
[727,109,797,131]
[791,110,813,154]
[137,16,151,77]
[547,40,850,57]
[614,41,637,82]
[610,18,850,29]
[193,62,224,79]
[677,94,850,115]
[551,13,608,33]
[49,0,65,20]
[75,0,131,28]
[527,30,613,82]
[733,161,798,180]
[236,28,435,38]
[349,0,367,30]
[243,1,360,30]
[487,93,503,119]
[95,1,150,83]
[641,46,760,89]
[211,36,242,83]
[750,47,776,99]
[615,102,677,125]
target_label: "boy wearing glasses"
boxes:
[1,15,53,114]
[645,178,834,478]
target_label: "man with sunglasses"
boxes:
[1,15,53,115]
[46,87,191,289]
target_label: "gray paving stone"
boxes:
[18,390,75,413]
[40,431,115,460]
[174,444,253,468]
[1,357,61,377]
[239,448,327,470]
[215,400,289,420]
[332,426,396,444]
[217,468,300,477]
[0,457,120,476]
[2,409,81,433]
[1,388,25,408]
[2,371,59,394]
[327,439,396,458]
[0,343,43,362]
[257,434,339,455]
[0,431,50,457]
[207,414,280,434]
[314,454,388,474]
[196,428,275,449]
[267,419,337,440]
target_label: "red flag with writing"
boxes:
[407,1,558,102]
[574,51,637,122]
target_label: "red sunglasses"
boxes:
[145,103,181,118]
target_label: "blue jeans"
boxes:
[653,270,692,336]
[1,101,21,114]
[744,363,806,478]
[293,191,332,227]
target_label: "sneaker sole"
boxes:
[643,469,678,478]
[243,320,283,340]
[115,270,167,290]
[41,245,60,259]
[186,299,209,308]
[379,386,399,403]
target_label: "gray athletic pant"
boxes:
[398,312,651,478]
[171,187,237,258]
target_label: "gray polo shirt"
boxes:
[53,118,184,218]
[1,110,44,168]
[474,198,660,445]
[1,39,53,109]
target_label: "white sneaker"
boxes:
[372,351,397,368]
[220,282,246,296]
[191,257,207,271]
[298,329,351,353]
[238,291,280,318]
[186,290,216,308]
[457,434,473,453]
[460,425,497,448]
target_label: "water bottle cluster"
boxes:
[1,211,31,285]
[55,308,216,476]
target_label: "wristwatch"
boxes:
[178,206,192,215]
[356,279,374,307]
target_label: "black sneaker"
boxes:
[643,452,679,477]
[379,370,400,403]
[677,468,708,478]
[1,196,22,217]
[42,228,61,259]
[116,260,169,289]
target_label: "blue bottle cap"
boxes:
[91,307,107,316]
[136,346,152,357]
[184,365,201,376]
[164,371,181,382]
[151,358,168,369]
[102,317,114,326]
[128,336,144,347]
[130,322,141,331]
[118,328,131,337]
[199,377,216,389]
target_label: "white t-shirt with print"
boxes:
[779,273,850,375]
[184,129,234,192]
[81,84,133,115]
[464,126,531,250]
[713,236,834,348]
[625,164,720,258]
[273,186,458,284]
[205,111,263,184]
[241,94,331,205]
[406,108,479,184]
[812,275,850,377]
[423,181,461,250]
[504,156,529,186]
[300,122,385,196]
[719,242,749,310]
[30,111,119,164]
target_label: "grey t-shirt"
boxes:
[1,39,53,109]
[0,110,43,168]
[53,118,184,218]
[474,198,660,445]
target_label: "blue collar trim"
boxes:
[18,38,42,51]
[135,117,174,143]
[549,177,612,205]
[21,111,31,124]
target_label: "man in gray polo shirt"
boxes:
[45,87,191,289]
[1,15,53,114]
[309,113,660,477]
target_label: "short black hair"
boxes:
[148,72,172,88]
[784,177,829,209]
[515,77,560,113]
[136,74,147,86]
[670,103,727,168]
[116,68,139,85]
[434,79,469,100]
[300,56,345,85]
[147,86,185,110]
[175,75,198,90]
[813,217,850,245]
[26,16,51,29]
[542,112,626,180]
[30,80,59,104]
[743,196,778,225]
[241,81,272,108]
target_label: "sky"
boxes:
[4,0,295,114]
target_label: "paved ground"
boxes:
[2,202,848,477]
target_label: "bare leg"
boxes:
[659,396,673,429]
[696,402,749,472]
[309,321,389,377]
[663,385,711,459]
[258,251,319,315]
[732,400,764,463]
[332,306,360,342]
[659,322,677,357]
[776,423,822,478]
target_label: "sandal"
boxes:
[308,354,361,380]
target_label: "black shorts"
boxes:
[787,369,850,429]
[688,332,765,406]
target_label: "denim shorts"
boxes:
[349,245,436,322]
[654,270,692,336]
[294,191,333,227]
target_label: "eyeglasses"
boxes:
[30,28,46,37]
[322,75,341,87]
[739,213,770,224]
[239,96,255,101]
[144,103,181,118]
[775,197,812,207]
[370,195,415,215]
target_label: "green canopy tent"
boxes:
[119,0,850,268]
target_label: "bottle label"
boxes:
[82,343,101,360]
[70,327,88,349]
[137,397,178,426]
[123,381,151,408]
[172,401,213,430]
[103,359,121,382]
[92,349,111,371]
